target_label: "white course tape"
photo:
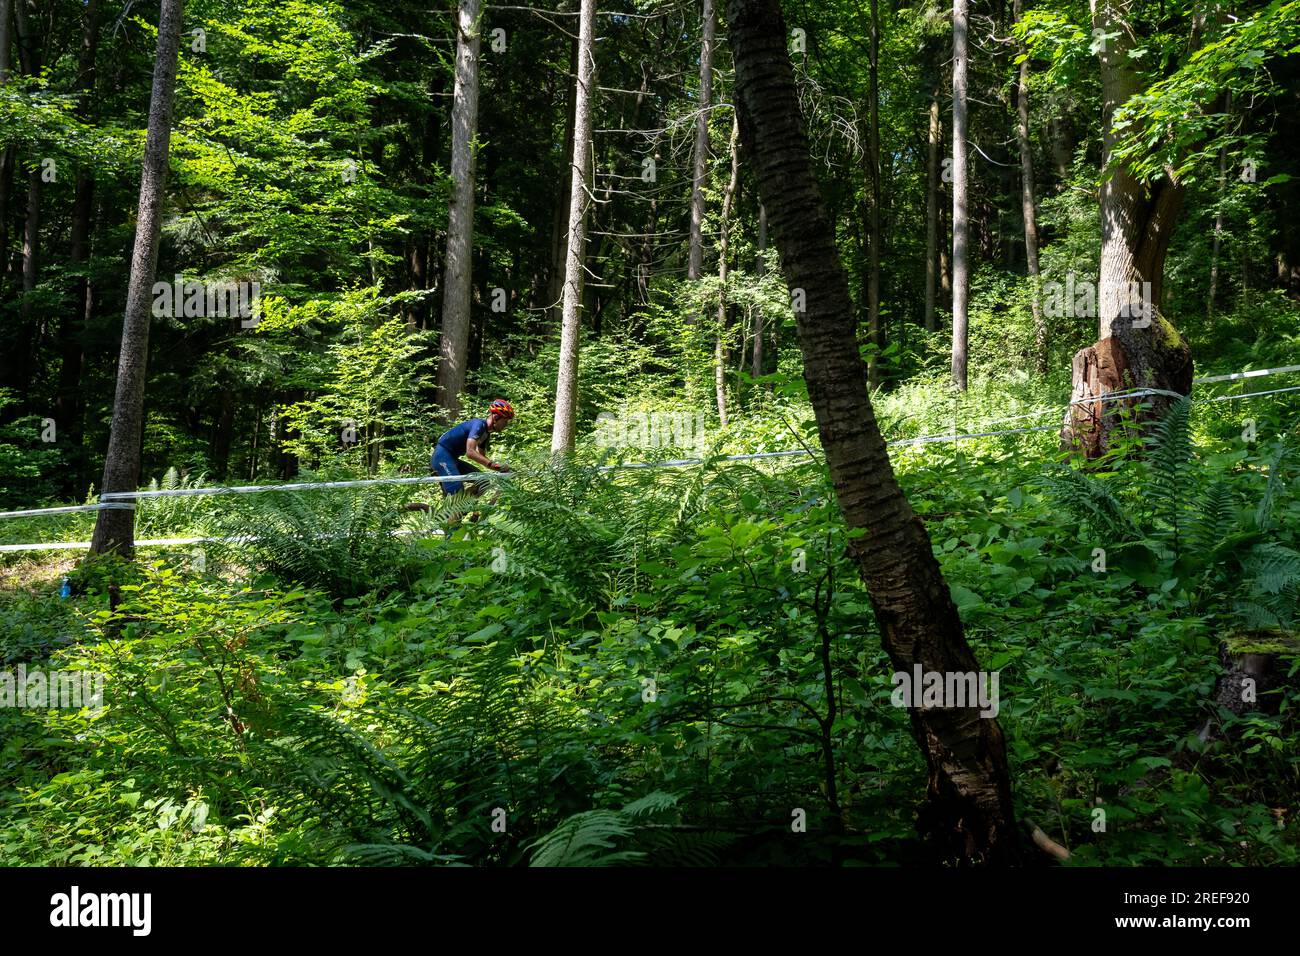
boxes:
[0,528,445,554]
[5,366,1300,549]
[1196,363,1300,384]
[891,424,1059,447]
[1206,384,1300,402]
[100,471,490,500]
[0,502,135,520]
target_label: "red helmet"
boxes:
[488,399,515,421]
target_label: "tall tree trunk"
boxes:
[924,86,941,333]
[715,117,739,426]
[436,0,483,421]
[57,0,102,497]
[213,388,235,476]
[752,202,766,378]
[865,0,883,387]
[727,0,1019,864]
[550,0,596,454]
[1208,97,1230,320]
[1013,0,1046,374]
[547,31,579,329]
[7,0,41,402]
[408,92,440,332]
[0,0,11,290]
[1049,113,1072,184]
[939,198,952,307]
[627,59,656,312]
[88,0,184,559]
[1061,0,1193,459]
[1207,146,1226,319]
[950,0,970,390]
[687,0,715,289]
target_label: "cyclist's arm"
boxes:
[465,437,506,471]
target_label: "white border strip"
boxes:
[0,528,445,554]
[0,502,135,520]
[5,372,1300,545]
[1196,363,1300,384]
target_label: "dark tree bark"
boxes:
[1060,0,1193,459]
[436,0,483,421]
[88,0,184,559]
[727,0,1020,864]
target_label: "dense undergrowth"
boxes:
[3,367,1299,866]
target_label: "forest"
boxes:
[0,0,1299,876]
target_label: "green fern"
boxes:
[1186,481,1239,556]
[1243,543,1300,596]
[212,486,419,598]
[1255,446,1290,532]
[528,791,680,866]
[1143,396,1194,545]
[527,810,645,866]
[1036,465,1142,542]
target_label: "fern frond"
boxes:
[1143,396,1193,541]
[1036,465,1141,542]
[1242,543,1300,596]
[1187,481,1238,555]
[528,810,644,867]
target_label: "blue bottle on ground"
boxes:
[60,576,72,599]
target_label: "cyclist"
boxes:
[406,399,514,514]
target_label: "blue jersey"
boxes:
[437,418,490,459]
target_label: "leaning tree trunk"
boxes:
[950,0,970,391]
[1060,0,1193,459]
[727,0,1020,864]
[436,0,483,421]
[88,0,184,559]
[550,0,596,454]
